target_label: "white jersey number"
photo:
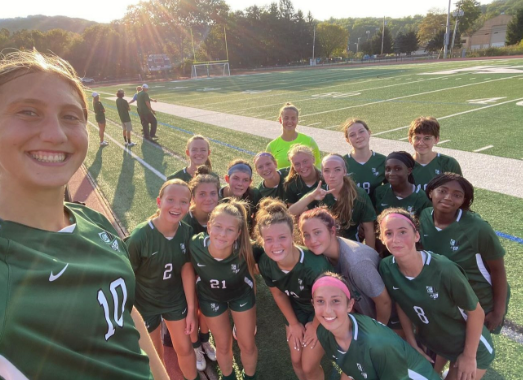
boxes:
[413,306,429,324]
[210,279,226,289]
[357,182,371,194]
[98,277,128,341]
[163,263,173,280]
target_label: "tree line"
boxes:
[1,0,522,79]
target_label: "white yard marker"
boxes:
[399,137,409,141]
[473,145,494,153]
[438,140,451,145]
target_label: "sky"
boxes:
[3,0,492,24]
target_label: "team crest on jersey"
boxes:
[298,278,304,291]
[111,240,120,252]
[356,363,368,379]
[99,231,114,243]
[426,286,439,300]
[231,264,240,274]
[435,169,441,175]
[450,239,459,251]
[180,243,186,254]
[210,303,220,312]
[372,168,379,176]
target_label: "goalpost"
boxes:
[191,61,231,79]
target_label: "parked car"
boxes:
[81,77,95,84]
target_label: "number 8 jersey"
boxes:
[0,203,151,380]
[190,232,254,302]
[379,251,494,365]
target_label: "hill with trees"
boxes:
[0,15,97,34]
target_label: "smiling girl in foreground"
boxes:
[312,272,439,380]
[378,208,495,379]
[126,179,199,380]
[255,198,332,380]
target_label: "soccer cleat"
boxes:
[202,341,217,361]
[194,347,207,371]
[232,325,257,340]
[127,142,136,147]
[100,141,108,147]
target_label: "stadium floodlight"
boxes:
[191,61,230,79]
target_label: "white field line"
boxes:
[301,74,523,118]
[326,125,340,129]
[438,140,451,145]
[373,97,523,136]
[88,122,166,181]
[399,137,409,140]
[221,74,457,114]
[305,122,321,127]
[474,145,494,152]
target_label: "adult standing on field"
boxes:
[116,89,136,147]
[266,103,321,169]
[92,92,108,147]
[137,84,158,140]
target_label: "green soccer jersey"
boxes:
[190,233,254,303]
[317,313,440,380]
[93,100,105,123]
[266,133,321,169]
[419,208,507,314]
[136,91,152,116]
[374,184,432,218]
[412,153,462,191]
[343,151,386,201]
[166,167,220,182]
[116,97,131,123]
[219,187,262,230]
[284,174,321,205]
[307,185,376,241]
[258,247,333,316]
[0,203,151,380]
[126,220,192,317]
[379,251,495,362]
[257,167,290,202]
[183,211,208,235]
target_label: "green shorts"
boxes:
[199,291,256,317]
[284,306,314,326]
[440,327,495,370]
[141,302,188,333]
[488,285,511,335]
[387,301,401,330]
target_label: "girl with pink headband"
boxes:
[312,272,440,380]
[377,208,495,379]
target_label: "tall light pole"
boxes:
[443,0,452,59]
[381,16,386,55]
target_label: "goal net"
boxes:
[191,61,230,79]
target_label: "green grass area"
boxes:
[87,58,523,379]
[95,58,523,159]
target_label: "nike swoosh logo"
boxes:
[152,251,158,256]
[240,303,248,307]
[49,263,69,282]
[182,308,187,314]
[423,234,429,237]
[197,263,205,267]
[272,279,277,282]
[381,203,388,206]
[393,286,399,290]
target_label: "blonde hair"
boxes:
[0,50,87,120]
[255,198,296,246]
[321,154,358,229]
[284,144,321,188]
[278,102,299,119]
[186,135,212,170]
[149,179,191,220]
[342,118,370,139]
[209,200,257,287]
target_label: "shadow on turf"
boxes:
[87,148,103,182]
[110,149,136,228]
[141,139,168,198]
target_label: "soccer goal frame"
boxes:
[191,61,230,79]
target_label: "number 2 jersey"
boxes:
[317,313,440,380]
[379,251,494,364]
[126,220,192,316]
[189,232,254,303]
[0,203,151,380]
